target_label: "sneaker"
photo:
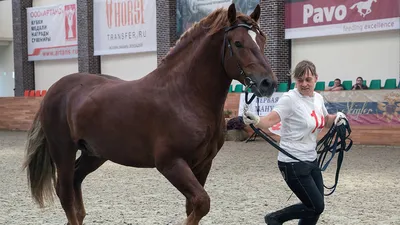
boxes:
[264,213,282,225]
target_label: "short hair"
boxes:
[293,60,317,79]
[335,78,341,83]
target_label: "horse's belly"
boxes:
[81,139,156,168]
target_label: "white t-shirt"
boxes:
[272,88,328,163]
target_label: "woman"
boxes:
[244,60,347,225]
[351,76,369,90]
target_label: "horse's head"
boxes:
[222,3,277,97]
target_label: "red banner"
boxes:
[285,0,400,39]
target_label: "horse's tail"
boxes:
[22,107,56,208]
[350,2,358,9]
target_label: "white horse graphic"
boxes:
[350,0,377,17]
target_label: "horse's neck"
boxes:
[156,33,232,111]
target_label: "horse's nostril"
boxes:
[260,78,271,88]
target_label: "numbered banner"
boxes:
[27,3,78,61]
[93,0,157,56]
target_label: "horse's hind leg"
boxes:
[48,140,80,225]
[73,153,107,224]
[157,158,210,225]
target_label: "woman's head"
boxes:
[293,60,318,97]
[356,76,363,85]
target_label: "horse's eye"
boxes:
[234,41,243,48]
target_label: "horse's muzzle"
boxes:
[251,77,276,97]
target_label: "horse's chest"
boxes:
[190,126,223,158]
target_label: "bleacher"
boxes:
[228,78,399,93]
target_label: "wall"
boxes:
[292,30,400,87]
[32,0,78,90]
[0,44,15,96]
[0,0,14,97]
[0,0,13,39]
[101,52,157,80]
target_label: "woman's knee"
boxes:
[314,201,325,215]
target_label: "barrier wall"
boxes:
[1,90,400,146]
[224,90,400,146]
[0,97,41,131]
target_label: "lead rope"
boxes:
[242,93,353,197]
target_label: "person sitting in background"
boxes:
[352,77,368,90]
[328,78,344,91]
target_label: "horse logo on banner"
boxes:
[350,0,377,17]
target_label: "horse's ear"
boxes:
[250,4,261,23]
[228,3,236,24]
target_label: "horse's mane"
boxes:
[161,7,263,63]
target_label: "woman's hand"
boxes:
[334,112,347,126]
[243,111,260,125]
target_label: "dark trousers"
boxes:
[271,159,324,224]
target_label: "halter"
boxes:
[221,23,257,104]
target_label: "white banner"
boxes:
[27,3,78,61]
[93,0,157,56]
[238,92,284,117]
[238,92,284,135]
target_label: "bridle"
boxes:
[221,23,258,104]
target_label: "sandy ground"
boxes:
[0,130,399,225]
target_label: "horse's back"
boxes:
[40,73,124,133]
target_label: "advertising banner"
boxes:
[323,90,400,126]
[238,90,400,135]
[27,3,78,61]
[285,0,400,39]
[93,0,157,56]
[177,0,260,36]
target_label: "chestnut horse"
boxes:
[23,4,276,225]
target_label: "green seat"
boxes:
[228,85,233,92]
[328,81,334,87]
[277,82,288,92]
[234,84,243,92]
[314,81,325,91]
[369,79,381,89]
[384,79,397,89]
[342,80,352,90]
[290,82,295,90]
[363,80,367,86]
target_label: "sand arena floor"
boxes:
[0,130,399,225]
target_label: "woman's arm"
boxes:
[255,111,281,130]
[244,95,291,129]
[325,114,337,128]
[243,110,281,130]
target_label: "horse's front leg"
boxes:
[156,157,210,225]
[185,162,213,216]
